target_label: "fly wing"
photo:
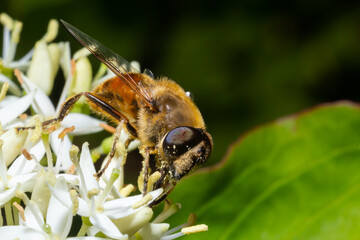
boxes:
[61,20,154,108]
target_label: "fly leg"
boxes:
[140,147,159,196]
[94,125,135,179]
[141,147,151,196]
[148,181,176,207]
[16,92,83,132]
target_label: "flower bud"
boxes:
[0,128,28,166]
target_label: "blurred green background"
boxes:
[2,0,360,172]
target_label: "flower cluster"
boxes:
[0,13,207,239]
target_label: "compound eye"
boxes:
[163,126,203,158]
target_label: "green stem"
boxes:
[77,222,89,237]
[4,202,13,225]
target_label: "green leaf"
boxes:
[169,101,360,239]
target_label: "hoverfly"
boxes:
[46,20,213,205]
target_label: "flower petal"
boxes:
[8,172,37,191]
[22,201,44,231]
[79,142,98,193]
[0,128,28,166]
[0,90,35,126]
[0,95,19,107]
[27,40,59,95]
[50,128,72,171]
[0,74,22,96]
[112,206,153,237]
[137,223,170,240]
[8,140,45,176]
[103,188,163,219]
[77,197,91,217]
[62,113,105,135]
[21,73,55,117]
[46,177,73,238]
[0,226,48,240]
[90,213,127,239]
[0,187,17,206]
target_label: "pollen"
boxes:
[181,224,208,235]
[0,82,9,102]
[147,171,161,192]
[18,113,28,120]
[11,21,23,44]
[30,116,42,143]
[132,193,153,209]
[87,188,100,199]
[14,69,24,85]
[66,164,76,174]
[0,13,13,29]
[43,19,58,43]
[58,125,75,139]
[70,189,79,215]
[99,123,116,133]
[21,148,32,160]
[13,202,25,222]
[120,184,136,197]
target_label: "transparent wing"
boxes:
[61,20,154,107]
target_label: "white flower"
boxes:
[71,142,163,238]
[11,67,105,172]
[0,13,31,96]
[0,13,209,240]
[0,177,73,239]
[26,19,61,95]
[0,139,37,207]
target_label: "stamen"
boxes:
[0,82,9,102]
[153,202,181,223]
[66,164,76,174]
[0,13,13,29]
[44,125,57,134]
[181,224,208,235]
[160,232,183,240]
[87,188,100,199]
[30,116,42,144]
[41,133,53,172]
[73,48,91,61]
[163,213,196,236]
[187,213,197,226]
[18,113,28,120]
[58,126,75,139]
[15,188,43,226]
[13,202,25,222]
[11,21,22,44]
[70,145,80,166]
[30,153,43,170]
[137,169,145,194]
[21,148,32,160]
[146,171,161,192]
[70,59,76,76]
[14,69,23,84]
[70,189,79,215]
[97,168,119,207]
[132,193,153,209]
[163,199,172,211]
[120,184,136,197]
[99,123,116,133]
[43,19,58,43]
